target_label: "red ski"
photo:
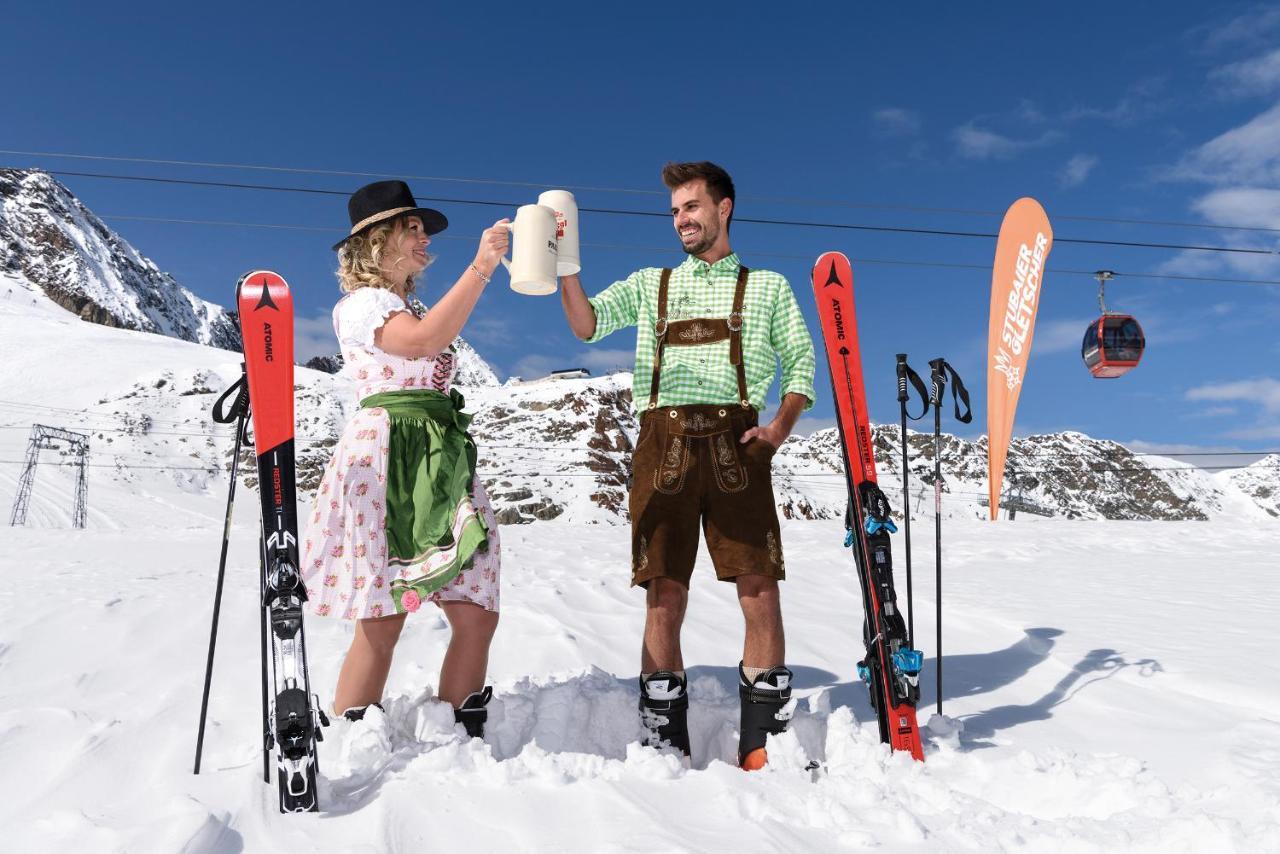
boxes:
[811,252,924,761]
[236,270,327,811]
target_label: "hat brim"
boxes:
[332,207,449,251]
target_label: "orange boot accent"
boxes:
[739,747,768,771]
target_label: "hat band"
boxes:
[347,206,417,238]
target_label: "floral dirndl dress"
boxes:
[301,287,500,620]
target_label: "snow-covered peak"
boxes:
[1221,453,1280,518]
[0,167,241,350]
[452,337,500,387]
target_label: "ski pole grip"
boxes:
[928,357,946,405]
[896,354,908,401]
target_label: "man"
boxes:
[559,161,816,769]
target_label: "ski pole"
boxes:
[895,354,928,649]
[195,369,250,774]
[260,532,271,784]
[928,358,946,716]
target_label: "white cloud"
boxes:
[1197,7,1280,53]
[952,124,1060,160]
[1192,187,1280,227]
[1210,47,1280,96]
[872,107,922,136]
[1059,154,1099,188]
[1174,102,1280,185]
[577,348,635,374]
[294,313,337,363]
[1221,421,1280,440]
[1125,439,1264,469]
[1186,377,1280,412]
[511,348,634,380]
[792,416,836,437]
[1155,187,1280,279]
[1061,79,1167,126]
[1030,318,1092,356]
[510,353,561,379]
[463,315,516,348]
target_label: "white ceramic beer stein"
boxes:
[537,189,580,276]
[499,204,559,295]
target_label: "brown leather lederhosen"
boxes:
[628,265,785,588]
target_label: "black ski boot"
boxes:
[340,701,384,723]
[639,670,690,756]
[738,663,794,770]
[454,686,493,739]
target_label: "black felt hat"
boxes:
[332,180,448,251]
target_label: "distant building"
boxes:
[510,367,592,385]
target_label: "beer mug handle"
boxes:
[497,221,514,271]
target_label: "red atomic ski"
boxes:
[811,252,924,761]
[236,270,327,812]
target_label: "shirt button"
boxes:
[697,381,703,386]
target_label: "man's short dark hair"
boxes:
[662,161,735,227]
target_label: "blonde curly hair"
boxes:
[335,217,435,294]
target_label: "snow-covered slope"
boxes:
[1222,454,1280,518]
[1,489,1277,851]
[0,168,240,350]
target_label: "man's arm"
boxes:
[561,270,644,343]
[741,276,817,448]
[560,273,596,340]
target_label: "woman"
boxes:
[301,179,507,738]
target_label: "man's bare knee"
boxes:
[646,578,688,612]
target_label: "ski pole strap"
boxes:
[212,374,249,424]
[940,360,973,424]
[928,358,973,424]
[896,355,929,421]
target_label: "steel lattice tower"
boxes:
[8,424,90,528]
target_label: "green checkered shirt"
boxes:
[587,253,816,413]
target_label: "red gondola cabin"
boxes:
[1082,314,1145,378]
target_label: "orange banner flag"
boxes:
[987,198,1053,520]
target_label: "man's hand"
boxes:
[739,392,809,449]
[739,421,788,449]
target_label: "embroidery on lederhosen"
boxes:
[654,434,690,494]
[676,321,717,343]
[711,432,748,493]
[766,530,784,569]
[680,413,717,432]
[634,535,649,574]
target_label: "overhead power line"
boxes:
[84,215,1280,286]
[6,148,1280,234]
[25,168,1279,258]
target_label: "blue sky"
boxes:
[4,2,1279,459]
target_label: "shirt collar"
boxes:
[679,251,741,277]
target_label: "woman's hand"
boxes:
[473,219,510,279]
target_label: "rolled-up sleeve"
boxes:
[586,270,646,343]
[770,279,817,410]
